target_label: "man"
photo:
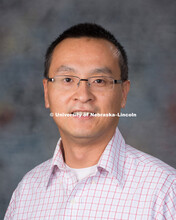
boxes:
[5,23,176,219]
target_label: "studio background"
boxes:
[0,0,176,218]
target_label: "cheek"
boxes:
[48,91,69,112]
[100,91,122,112]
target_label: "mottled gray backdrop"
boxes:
[0,0,176,218]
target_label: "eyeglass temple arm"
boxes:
[46,77,54,82]
[114,80,123,84]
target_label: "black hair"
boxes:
[44,23,128,81]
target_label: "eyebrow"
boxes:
[55,65,76,73]
[89,67,113,75]
[55,65,113,75]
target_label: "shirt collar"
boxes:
[98,127,126,188]
[46,127,126,188]
[45,139,66,188]
[51,139,66,170]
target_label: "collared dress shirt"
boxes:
[5,127,176,219]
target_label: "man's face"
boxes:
[43,37,130,141]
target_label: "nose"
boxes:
[73,80,94,103]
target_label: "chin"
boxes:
[59,125,100,140]
[70,128,96,139]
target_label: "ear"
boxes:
[43,78,50,108]
[121,80,130,108]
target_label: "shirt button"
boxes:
[92,180,96,184]
[71,199,75,204]
[71,197,79,204]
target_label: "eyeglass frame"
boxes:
[45,75,123,90]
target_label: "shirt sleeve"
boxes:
[156,182,176,220]
[4,183,21,220]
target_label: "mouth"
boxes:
[71,111,95,118]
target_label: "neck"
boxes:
[59,128,116,168]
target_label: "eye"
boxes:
[93,78,107,86]
[63,77,73,83]
[95,79,104,84]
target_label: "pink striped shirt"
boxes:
[5,127,176,219]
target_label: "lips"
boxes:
[71,110,95,117]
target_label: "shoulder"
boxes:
[125,144,176,186]
[4,159,52,219]
[124,145,176,218]
[17,158,52,190]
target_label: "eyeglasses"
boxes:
[46,75,122,92]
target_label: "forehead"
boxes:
[53,37,119,56]
[49,37,121,75]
